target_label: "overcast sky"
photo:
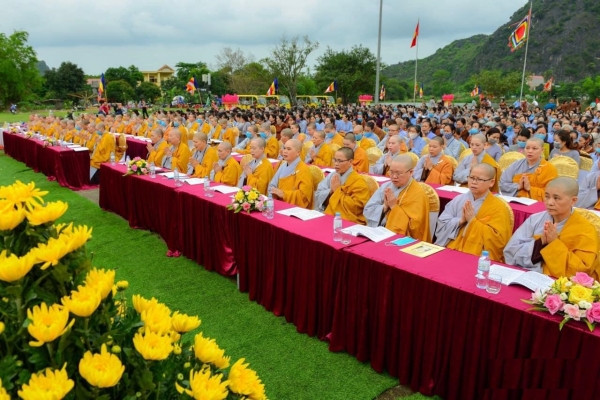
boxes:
[4,0,528,75]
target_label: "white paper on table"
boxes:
[159,172,189,179]
[489,264,555,292]
[276,207,325,221]
[321,168,336,174]
[71,146,90,152]
[267,158,280,163]
[183,178,206,185]
[231,152,240,156]
[370,175,391,183]
[341,225,395,243]
[438,185,470,193]
[211,185,241,194]
[496,195,537,206]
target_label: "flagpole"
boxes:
[518,0,533,103]
[413,20,419,105]
[374,0,383,105]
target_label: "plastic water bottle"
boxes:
[203,177,213,197]
[174,167,182,187]
[476,250,491,289]
[149,162,156,178]
[333,212,343,242]
[265,194,274,219]
[110,152,115,165]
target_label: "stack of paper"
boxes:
[438,185,470,193]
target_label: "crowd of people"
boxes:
[25,97,600,280]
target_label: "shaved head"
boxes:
[392,154,415,170]
[470,133,487,144]
[471,163,495,179]
[527,137,544,147]
[546,177,579,197]
[287,138,302,152]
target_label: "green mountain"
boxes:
[383,0,600,85]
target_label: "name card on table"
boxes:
[277,207,324,221]
[341,225,395,243]
[496,195,538,206]
[438,185,470,194]
[400,242,445,258]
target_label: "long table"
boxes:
[95,162,600,399]
[3,131,91,190]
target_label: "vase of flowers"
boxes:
[227,185,265,214]
[524,272,600,332]
[125,157,148,176]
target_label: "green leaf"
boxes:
[558,317,570,330]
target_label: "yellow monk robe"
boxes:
[124,122,134,134]
[191,146,218,178]
[72,132,82,144]
[540,209,600,280]
[329,133,344,147]
[244,158,274,195]
[214,157,242,187]
[274,161,314,209]
[115,133,127,162]
[90,133,116,168]
[209,125,223,140]
[297,133,307,143]
[385,180,430,242]
[63,129,76,142]
[358,137,376,150]
[178,125,189,143]
[512,159,558,202]
[136,123,148,137]
[265,136,280,159]
[312,144,334,167]
[352,146,370,173]
[325,170,371,224]
[170,142,191,173]
[84,133,99,152]
[446,194,513,262]
[190,121,200,132]
[115,122,125,133]
[481,152,501,193]
[425,155,455,185]
[147,140,169,166]
[222,127,239,147]
[235,140,252,155]
[201,123,211,135]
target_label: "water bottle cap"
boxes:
[335,212,341,217]
[482,250,489,257]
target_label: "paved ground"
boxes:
[76,187,100,205]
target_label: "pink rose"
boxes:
[131,164,138,171]
[242,185,251,192]
[563,304,582,321]
[256,200,264,211]
[544,294,564,315]
[586,303,600,323]
[141,168,148,174]
[133,156,141,161]
[242,202,251,211]
[571,272,595,288]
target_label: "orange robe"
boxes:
[512,159,558,202]
[115,133,127,162]
[191,146,218,178]
[90,132,116,168]
[385,180,431,242]
[244,158,274,195]
[352,147,369,173]
[311,144,334,167]
[274,161,314,209]
[425,155,455,185]
[325,170,371,224]
[147,140,168,166]
[170,142,191,172]
[358,137,376,150]
[265,136,280,159]
[214,157,242,186]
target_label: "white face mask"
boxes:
[409,133,418,140]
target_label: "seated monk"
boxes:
[413,136,455,185]
[576,161,600,209]
[435,163,513,262]
[343,133,369,173]
[363,154,430,241]
[453,134,500,192]
[211,141,242,186]
[353,125,376,150]
[234,125,258,155]
[188,132,218,178]
[370,135,403,176]
[504,177,600,279]
[268,139,314,209]
[499,137,558,202]
[238,137,274,195]
[146,127,168,166]
[305,131,333,167]
[314,147,371,224]
[161,130,191,172]
[323,122,344,147]
[89,122,116,181]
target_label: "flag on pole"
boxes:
[470,85,481,97]
[508,13,530,52]
[419,83,424,99]
[98,73,106,100]
[266,78,278,95]
[410,21,419,48]
[543,77,553,92]
[379,84,386,101]
[185,77,196,94]
[325,81,337,93]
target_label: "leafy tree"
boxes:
[314,45,377,104]
[227,62,271,94]
[0,31,41,106]
[264,36,319,104]
[106,80,134,103]
[381,78,407,101]
[105,65,143,88]
[431,69,454,96]
[471,70,522,98]
[135,82,161,103]
[580,76,600,100]
[44,61,85,100]
[296,75,318,95]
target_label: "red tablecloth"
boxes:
[3,132,40,170]
[126,137,150,160]
[99,163,130,220]
[330,239,600,400]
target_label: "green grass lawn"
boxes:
[0,153,421,400]
[0,109,72,124]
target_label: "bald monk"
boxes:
[343,133,369,173]
[370,135,404,176]
[323,123,344,147]
[435,163,513,262]
[238,137,274,195]
[314,147,371,224]
[146,127,169,166]
[211,141,242,186]
[353,125,376,150]
[363,154,431,241]
[268,139,314,209]
[162,130,191,172]
[453,134,500,192]
[188,132,218,178]
[499,137,558,202]
[504,177,600,279]
[413,136,455,185]
[260,122,280,159]
[305,131,333,167]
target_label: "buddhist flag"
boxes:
[266,78,278,95]
[410,20,419,48]
[543,77,553,92]
[508,13,530,52]
[419,83,424,99]
[325,81,337,93]
[186,77,196,94]
[470,85,481,97]
[97,73,105,100]
[379,84,386,101]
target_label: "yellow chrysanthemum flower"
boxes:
[234,191,245,202]
[0,250,37,282]
[228,358,267,400]
[27,303,74,347]
[0,180,47,210]
[132,294,159,314]
[171,311,201,333]
[0,378,9,400]
[0,321,4,335]
[248,190,259,201]
[65,225,92,253]
[141,302,172,334]
[193,332,230,369]
[25,200,68,226]
[32,236,70,270]
[133,328,173,361]
[553,276,569,293]
[79,344,125,388]
[184,368,229,400]
[85,268,115,299]
[116,280,129,290]
[62,285,102,317]
[569,284,594,304]
[17,364,73,400]
[0,202,26,231]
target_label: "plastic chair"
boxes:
[366,147,383,165]
[362,174,379,196]
[419,182,440,240]
[498,151,525,172]
[308,165,324,190]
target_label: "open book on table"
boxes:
[437,185,470,194]
[341,225,395,243]
[276,207,324,221]
[489,264,554,292]
[496,194,538,206]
